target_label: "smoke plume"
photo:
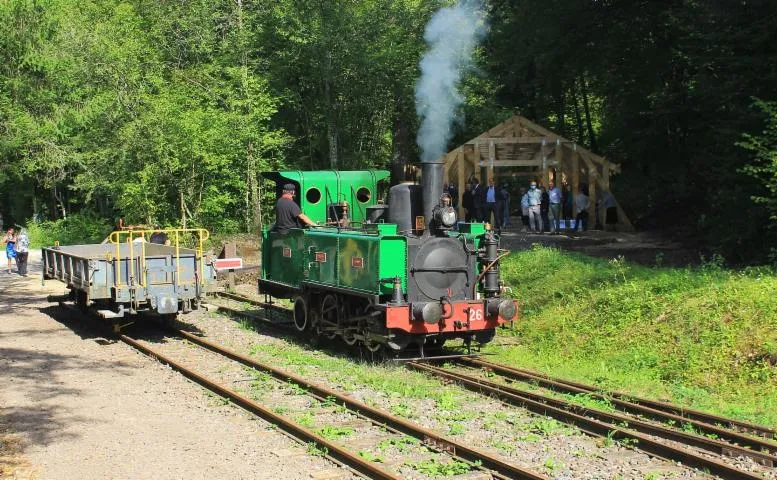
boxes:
[415,1,487,163]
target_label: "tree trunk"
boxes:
[180,190,187,229]
[323,51,338,169]
[525,58,538,120]
[579,72,599,153]
[554,79,566,135]
[53,186,67,219]
[391,107,409,186]
[571,78,585,144]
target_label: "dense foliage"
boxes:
[497,245,777,426]
[2,0,777,261]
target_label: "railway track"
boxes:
[59,299,547,480]
[407,362,774,480]
[462,358,777,440]
[212,290,777,480]
[155,327,548,480]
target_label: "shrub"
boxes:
[27,213,113,248]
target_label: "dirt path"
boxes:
[0,251,345,480]
[499,227,701,266]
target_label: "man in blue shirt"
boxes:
[547,180,562,234]
[483,178,501,229]
[526,181,543,233]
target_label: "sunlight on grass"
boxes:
[491,245,777,427]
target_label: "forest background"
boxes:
[2,0,777,264]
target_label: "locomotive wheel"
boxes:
[342,328,358,346]
[427,337,446,349]
[292,296,309,332]
[363,334,384,353]
[319,294,339,340]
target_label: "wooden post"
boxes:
[571,152,580,228]
[601,163,610,229]
[472,140,478,185]
[554,143,563,185]
[488,140,496,182]
[588,167,597,230]
[457,148,465,219]
[224,242,237,292]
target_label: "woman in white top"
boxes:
[14,228,30,276]
[574,187,590,232]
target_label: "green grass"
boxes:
[491,245,777,427]
[246,343,468,409]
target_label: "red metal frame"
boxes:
[386,300,518,334]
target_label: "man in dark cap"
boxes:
[273,183,316,234]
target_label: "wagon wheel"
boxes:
[292,296,309,332]
[319,294,340,340]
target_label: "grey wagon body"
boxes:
[42,242,215,317]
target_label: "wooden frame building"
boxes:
[442,114,633,230]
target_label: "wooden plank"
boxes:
[465,137,550,145]
[488,160,543,167]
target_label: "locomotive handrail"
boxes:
[108,228,210,290]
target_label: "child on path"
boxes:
[3,227,16,273]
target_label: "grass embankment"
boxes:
[493,245,777,428]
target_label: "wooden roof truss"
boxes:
[443,115,633,230]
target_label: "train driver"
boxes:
[273,183,316,234]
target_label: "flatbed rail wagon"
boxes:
[42,228,216,326]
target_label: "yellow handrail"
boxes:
[108,228,210,289]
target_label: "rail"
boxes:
[408,361,773,480]
[108,228,209,289]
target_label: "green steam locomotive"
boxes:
[259,167,517,355]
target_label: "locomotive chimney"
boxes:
[421,159,444,231]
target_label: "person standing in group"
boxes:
[520,188,530,232]
[462,182,474,222]
[471,178,484,222]
[14,228,29,276]
[3,227,16,274]
[574,185,590,232]
[116,215,127,231]
[448,183,458,210]
[501,183,511,228]
[527,181,543,233]
[540,185,550,232]
[562,181,573,231]
[483,178,501,229]
[602,190,618,231]
[548,180,562,234]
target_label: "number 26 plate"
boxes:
[467,306,484,322]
